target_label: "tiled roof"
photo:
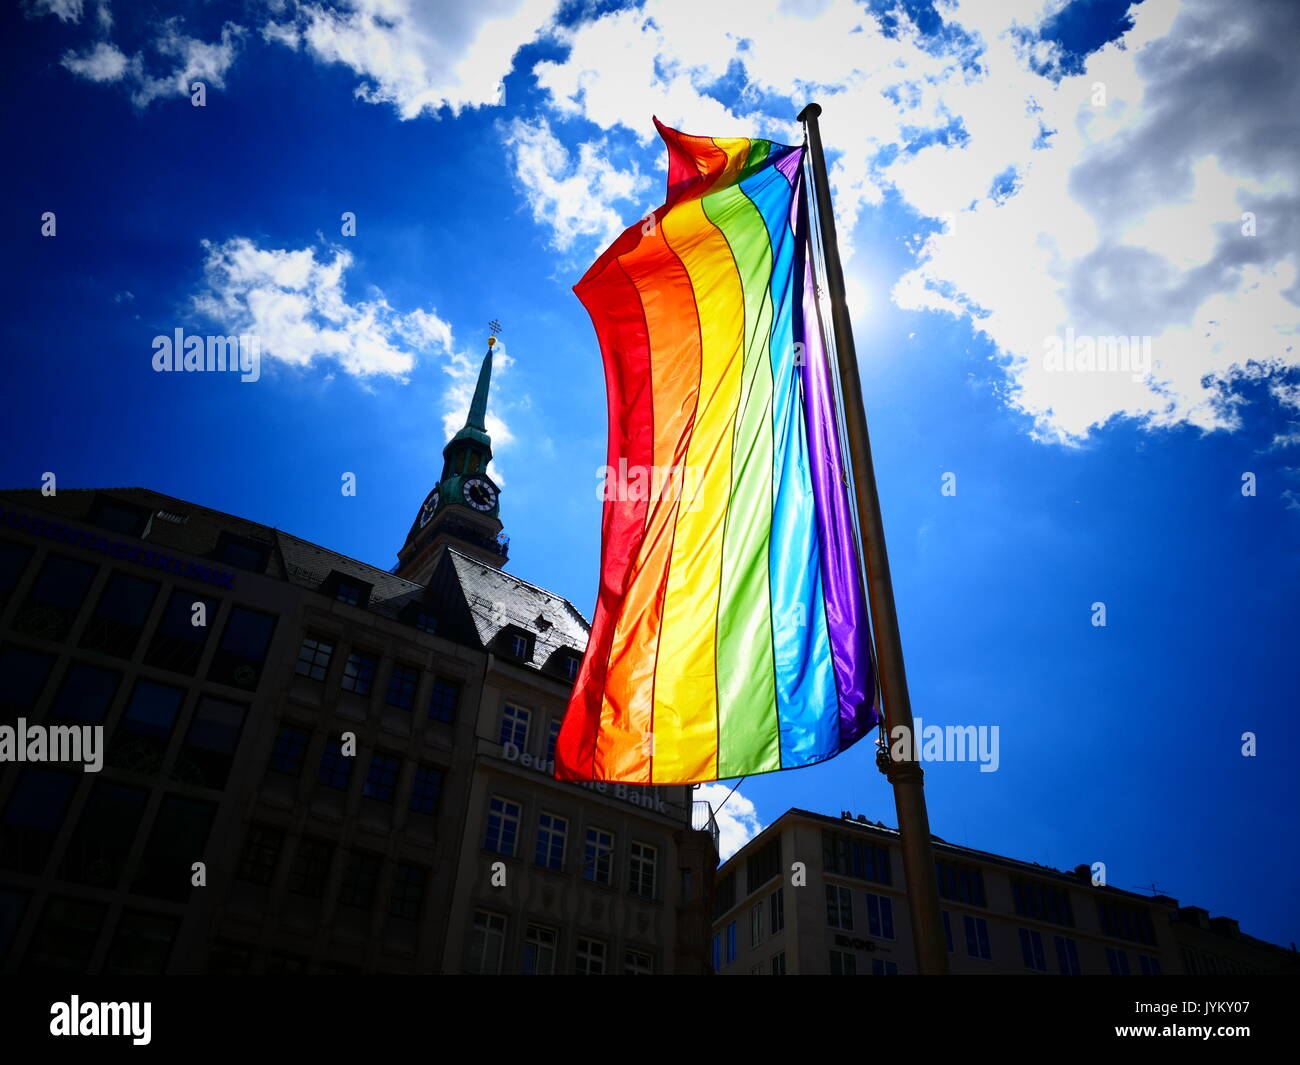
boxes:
[446,547,590,663]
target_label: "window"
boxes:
[16,555,96,641]
[362,753,400,802]
[144,590,219,675]
[1139,954,1162,975]
[770,951,786,975]
[338,851,382,908]
[414,612,437,634]
[268,725,310,776]
[295,635,333,681]
[534,812,567,871]
[522,926,557,975]
[0,645,55,712]
[1106,947,1131,975]
[389,863,427,921]
[318,739,354,791]
[625,949,654,975]
[829,950,857,975]
[386,664,419,709]
[770,887,785,934]
[711,934,721,972]
[1055,935,1081,975]
[410,765,444,815]
[1,768,79,874]
[214,532,269,572]
[561,654,580,681]
[22,896,106,973]
[747,838,782,894]
[104,911,178,975]
[725,922,737,964]
[583,828,614,885]
[750,903,763,947]
[0,540,33,606]
[88,496,151,537]
[207,606,276,690]
[547,719,561,763]
[288,838,334,898]
[866,892,895,940]
[872,959,899,976]
[1012,877,1075,927]
[714,872,736,919]
[822,831,891,884]
[936,860,987,907]
[427,677,460,723]
[628,841,657,898]
[333,579,367,607]
[50,662,120,723]
[499,704,529,749]
[79,572,159,658]
[1019,927,1047,971]
[468,911,506,974]
[485,797,521,856]
[964,915,992,960]
[60,780,147,887]
[132,795,217,901]
[826,884,854,929]
[175,696,246,788]
[506,630,532,661]
[943,910,954,952]
[576,937,606,975]
[1097,900,1157,945]
[341,650,378,696]
[237,825,284,886]
[110,679,186,774]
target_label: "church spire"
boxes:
[395,325,508,578]
[466,338,494,432]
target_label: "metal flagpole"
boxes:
[798,101,950,975]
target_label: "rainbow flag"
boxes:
[556,119,878,785]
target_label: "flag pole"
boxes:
[798,101,949,975]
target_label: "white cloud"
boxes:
[129,20,244,107]
[267,0,561,119]
[502,116,650,252]
[56,18,244,107]
[61,41,127,83]
[192,237,454,380]
[693,782,763,861]
[523,0,1300,443]
[28,0,84,23]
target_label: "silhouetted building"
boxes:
[0,340,716,974]
[711,808,1297,975]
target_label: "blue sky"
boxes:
[3,0,1298,948]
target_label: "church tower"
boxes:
[395,336,507,581]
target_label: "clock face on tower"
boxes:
[418,488,440,528]
[462,475,498,513]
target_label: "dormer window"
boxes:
[88,495,152,538]
[561,654,580,681]
[500,626,533,662]
[215,531,271,573]
[324,571,372,609]
[415,612,437,634]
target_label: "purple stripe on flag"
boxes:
[792,177,878,747]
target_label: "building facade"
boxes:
[712,808,1297,976]
[0,341,716,974]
